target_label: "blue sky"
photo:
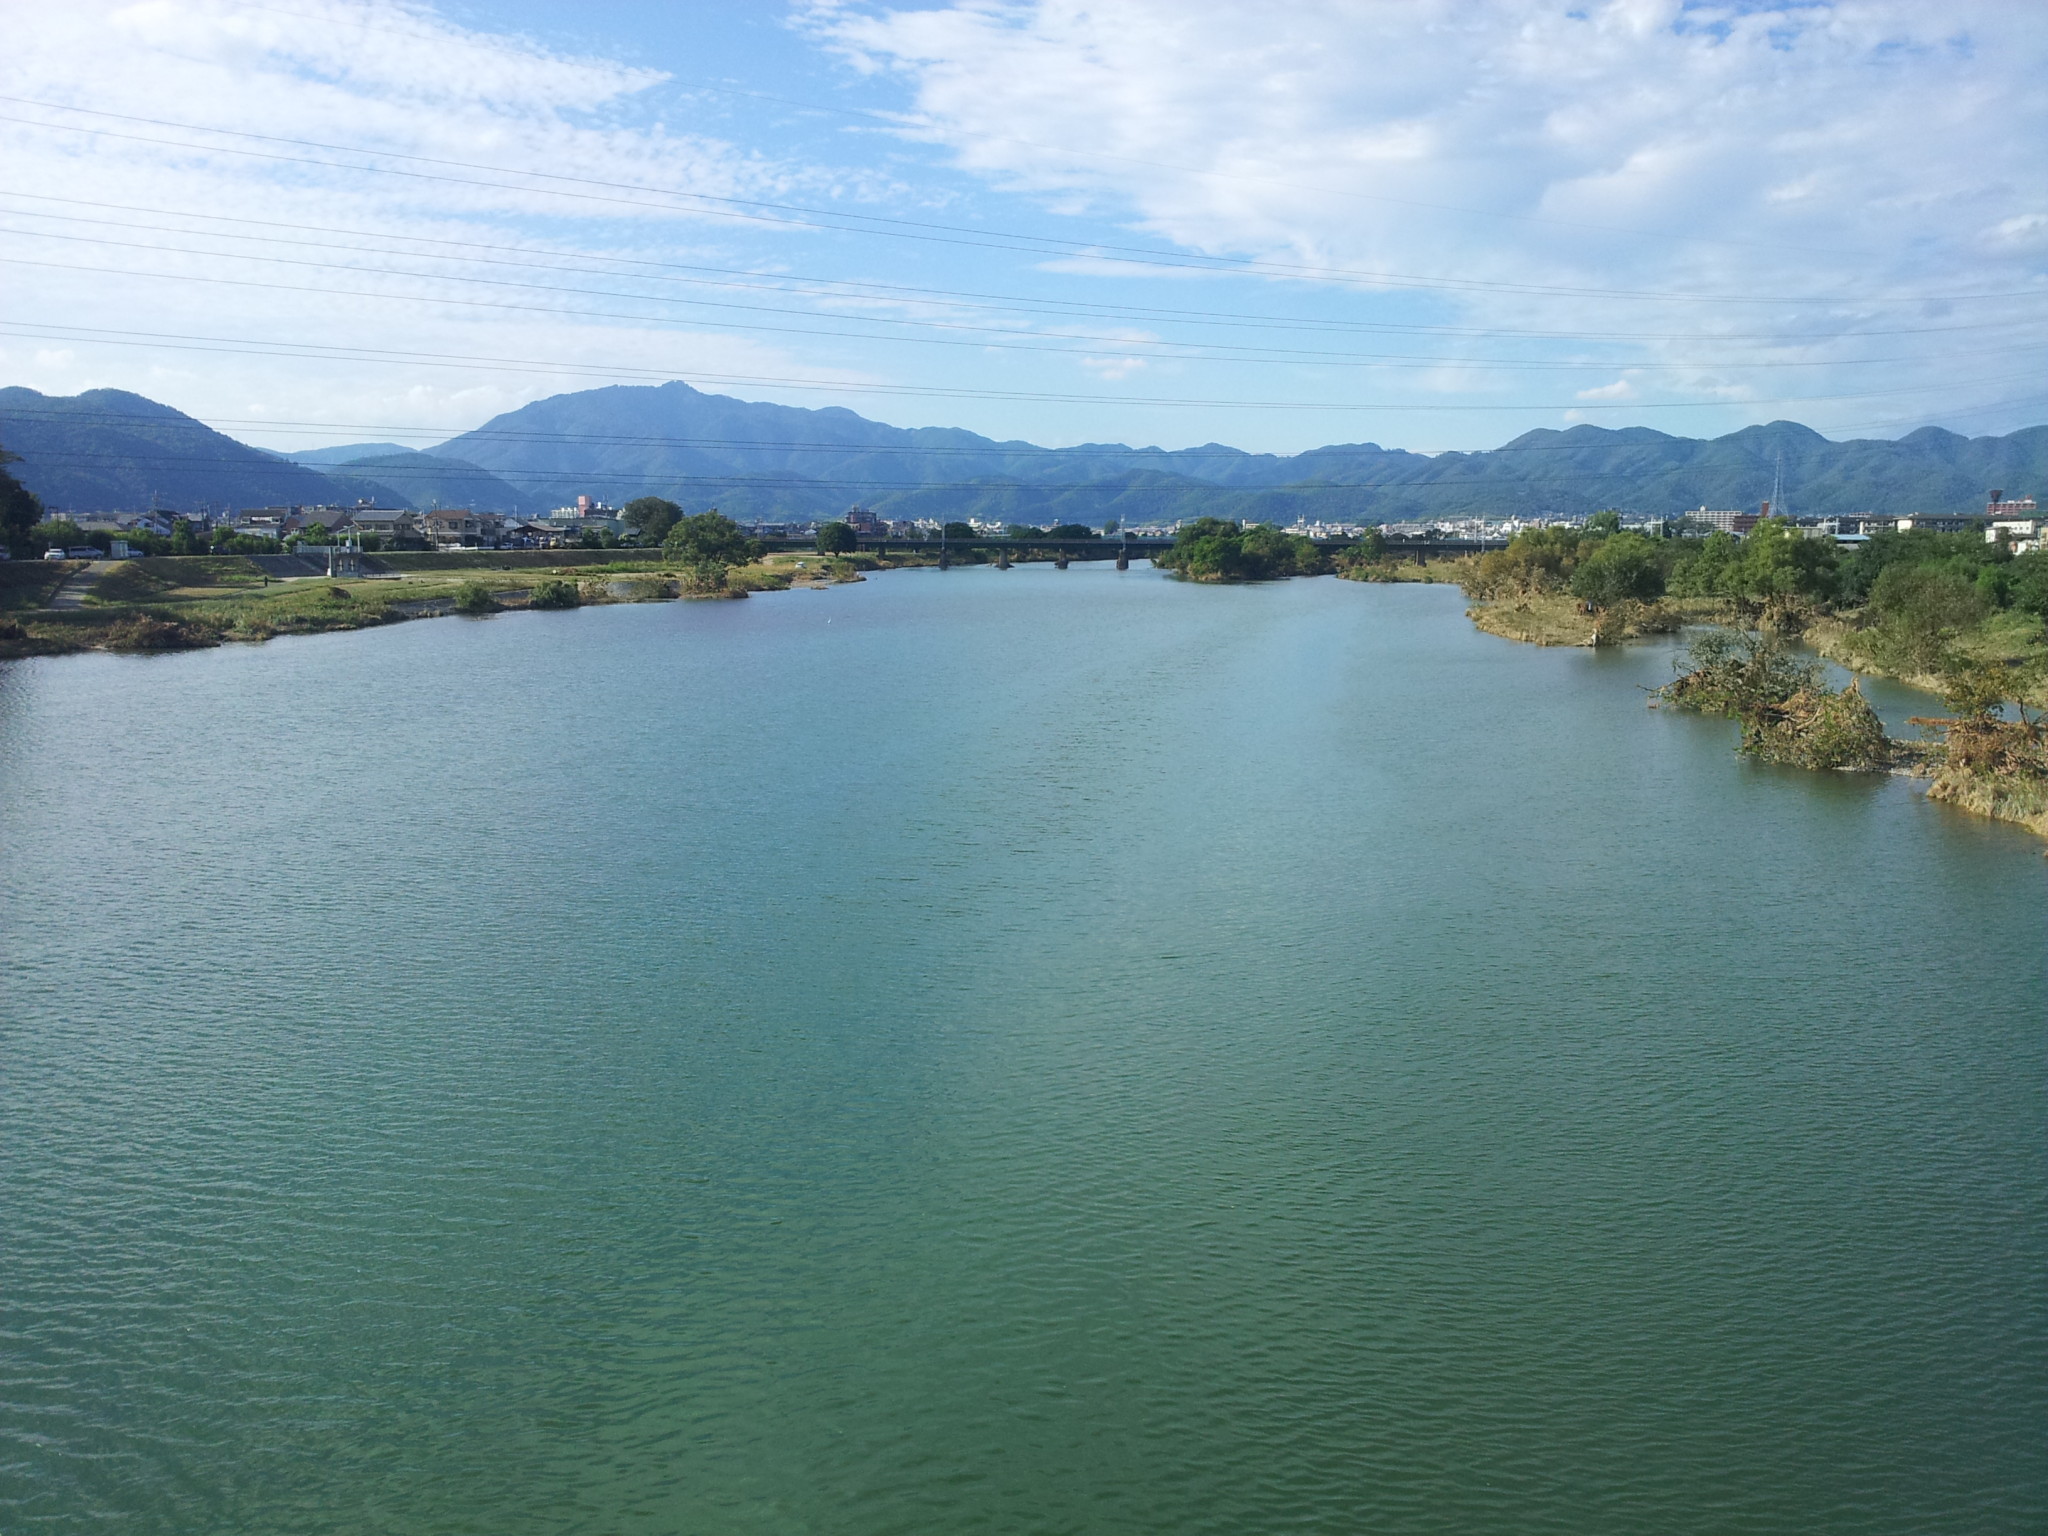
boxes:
[4,0,2046,455]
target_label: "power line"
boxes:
[13,243,2048,388]
[5,316,2027,417]
[17,226,2045,375]
[3,447,1788,493]
[9,192,2027,346]
[6,96,2042,306]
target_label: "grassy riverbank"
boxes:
[0,546,942,660]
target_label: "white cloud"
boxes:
[0,0,865,438]
[817,0,2048,432]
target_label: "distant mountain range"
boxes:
[4,381,2044,524]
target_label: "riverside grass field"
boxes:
[2,564,2044,1535]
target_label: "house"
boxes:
[331,508,424,547]
[230,508,292,541]
[78,510,176,538]
[423,508,488,548]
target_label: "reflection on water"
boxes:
[2,567,2042,1535]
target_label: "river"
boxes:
[2,564,2042,1534]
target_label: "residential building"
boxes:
[1893,513,1984,535]
[1687,506,1760,536]
[551,495,617,519]
[1987,515,2043,554]
[1814,513,1895,538]
[1982,493,2038,552]
[331,507,424,546]
[423,508,506,548]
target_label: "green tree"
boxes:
[32,518,90,553]
[170,519,204,555]
[1155,518,1328,582]
[664,509,759,565]
[2006,550,2048,618]
[941,522,974,540]
[527,578,579,609]
[1836,528,1993,606]
[1339,527,1387,566]
[1044,524,1098,539]
[621,496,683,544]
[1938,657,2028,722]
[1667,530,1740,597]
[1005,523,1045,540]
[1570,531,1665,608]
[1726,517,1837,604]
[211,529,281,555]
[1583,509,1623,537]
[1866,563,1986,671]
[1467,525,1583,597]
[0,446,43,555]
[815,520,857,555]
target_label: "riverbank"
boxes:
[0,547,928,659]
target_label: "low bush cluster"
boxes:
[1661,630,1892,770]
[678,561,731,596]
[101,612,219,652]
[527,578,580,609]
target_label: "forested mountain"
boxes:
[0,388,391,514]
[288,449,549,516]
[4,379,2044,522]
[435,382,2048,523]
[284,442,414,464]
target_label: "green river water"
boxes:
[2,565,2043,1533]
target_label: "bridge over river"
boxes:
[770,533,1513,566]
